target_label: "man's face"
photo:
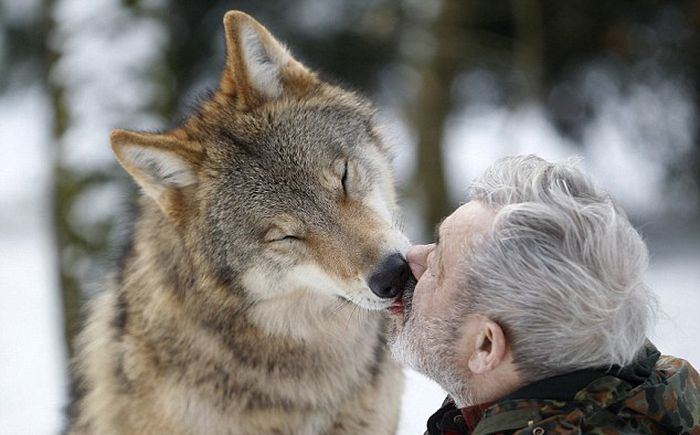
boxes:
[387,201,494,391]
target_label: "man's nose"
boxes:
[368,253,411,299]
[406,244,432,280]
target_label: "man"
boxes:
[388,155,700,434]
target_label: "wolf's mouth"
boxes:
[388,298,403,316]
[388,274,416,319]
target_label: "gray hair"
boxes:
[462,155,656,380]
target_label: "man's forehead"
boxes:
[439,201,494,246]
[433,218,446,245]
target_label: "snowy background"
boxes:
[1,0,699,434]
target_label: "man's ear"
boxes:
[220,11,318,106]
[110,129,200,216]
[467,318,507,374]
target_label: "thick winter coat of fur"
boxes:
[68,11,407,435]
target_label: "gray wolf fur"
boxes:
[68,10,407,435]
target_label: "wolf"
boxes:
[67,10,411,435]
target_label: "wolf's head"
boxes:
[111,11,409,325]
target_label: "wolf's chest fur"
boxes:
[68,10,406,435]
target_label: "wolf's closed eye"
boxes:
[341,160,349,196]
[264,226,303,243]
[271,235,301,243]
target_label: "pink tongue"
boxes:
[389,305,403,315]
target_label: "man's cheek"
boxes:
[413,276,433,310]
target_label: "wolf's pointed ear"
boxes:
[111,129,199,214]
[221,11,318,105]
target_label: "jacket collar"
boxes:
[501,369,607,401]
[426,342,660,434]
[503,341,660,401]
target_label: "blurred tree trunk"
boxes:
[511,0,544,102]
[43,0,174,357]
[38,0,82,357]
[408,0,472,237]
[692,0,700,205]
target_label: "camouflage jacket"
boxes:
[426,343,700,434]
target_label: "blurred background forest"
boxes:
[1,0,699,433]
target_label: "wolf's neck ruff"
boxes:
[126,204,388,398]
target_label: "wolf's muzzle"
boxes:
[368,253,411,299]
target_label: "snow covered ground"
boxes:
[1,90,698,434]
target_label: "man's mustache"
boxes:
[401,274,417,322]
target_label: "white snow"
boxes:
[0,88,67,435]
[648,247,700,365]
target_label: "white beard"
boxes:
[388,307,476,407]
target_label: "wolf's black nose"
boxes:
[368,253,411,299]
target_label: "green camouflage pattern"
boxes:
[472,345,700,435]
